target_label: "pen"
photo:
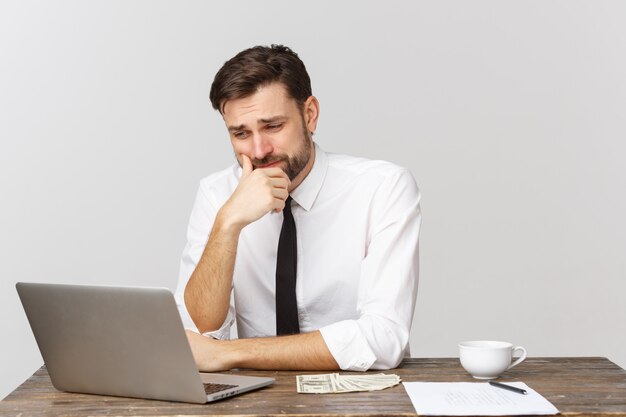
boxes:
[489,381,528,395]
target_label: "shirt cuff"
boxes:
[198,306,235,340]
[319,320,377,371]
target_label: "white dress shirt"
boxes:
[174,143,421,371]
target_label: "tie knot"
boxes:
[284,196,293,213]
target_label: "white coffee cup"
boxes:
[458,340,527,379]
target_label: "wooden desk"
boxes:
[2,357,626,417]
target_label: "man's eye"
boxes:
[267,124,282,130]
[234,131,248,139]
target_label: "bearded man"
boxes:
[175,44,421,372]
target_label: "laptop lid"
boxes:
[16,282,273,403]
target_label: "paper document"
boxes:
[402,382,559,416]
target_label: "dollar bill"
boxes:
[297,373,401,394]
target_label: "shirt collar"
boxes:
[291,142,328,212]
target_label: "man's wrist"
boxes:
[215,206,246,235]
[221,338,249,370]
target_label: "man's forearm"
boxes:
[233,331,340,370]
[186,330,340,371]
[184,210,242,333]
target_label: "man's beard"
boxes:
[239,123,312,181]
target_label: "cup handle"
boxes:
[507,346,527,370]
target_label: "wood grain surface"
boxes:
[1,357,625,417]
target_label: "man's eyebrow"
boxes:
[228,124,245,132]
[259,116,287,124]
[227,116,287,132]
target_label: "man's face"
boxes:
[222,82,318,184]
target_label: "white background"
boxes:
[1,0,625,399]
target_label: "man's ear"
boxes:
[303,96,320,134]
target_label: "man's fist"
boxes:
[219,154,291,229]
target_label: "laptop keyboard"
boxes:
[203,383,239,395]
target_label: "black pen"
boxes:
[489,381,528,395]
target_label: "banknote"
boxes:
[297,373,401,394]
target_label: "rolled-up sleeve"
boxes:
[173,182,235,339]
[320,168,421,370]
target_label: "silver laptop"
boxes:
[16,282,274,403]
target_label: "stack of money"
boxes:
[296,373,401,394]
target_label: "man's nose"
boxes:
[250,133,273,160]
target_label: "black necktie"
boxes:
[275,196,300,335]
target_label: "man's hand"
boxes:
[220,154,291,229]
[186,330,236,372]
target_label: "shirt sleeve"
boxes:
[173,182,235,340]
[319,168,421,371]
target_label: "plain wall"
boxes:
[1,0,625,399]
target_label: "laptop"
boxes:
[16,282,274,403]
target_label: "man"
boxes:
[174,44,421,372]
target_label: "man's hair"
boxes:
[209,44,312,114]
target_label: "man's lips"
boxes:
[255,160,283,169]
